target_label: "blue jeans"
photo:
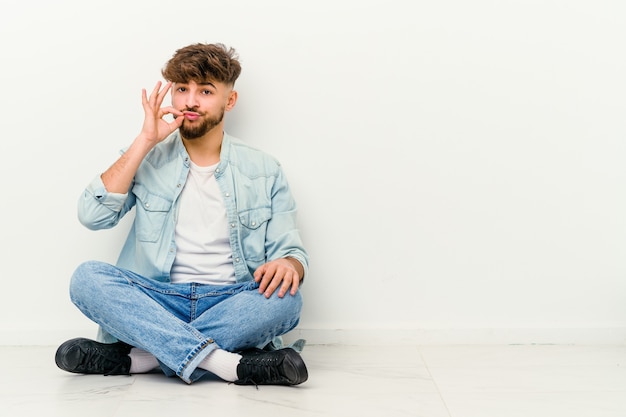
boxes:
[69,261,303,383]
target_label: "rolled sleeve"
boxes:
[78,175,134,230]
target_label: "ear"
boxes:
[225,90,238,111]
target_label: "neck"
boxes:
[182,127,224,167]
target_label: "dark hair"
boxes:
[161,43,241,86]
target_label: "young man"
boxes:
[55,43,309,386]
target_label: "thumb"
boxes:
[171,115,184,129]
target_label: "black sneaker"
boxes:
[55,337,132,376]
[235,347,308,386]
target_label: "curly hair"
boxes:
[161,43,242,86]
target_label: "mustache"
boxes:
[182,107,204,115]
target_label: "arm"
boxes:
[253,167,309,299]
[102,82,183,193]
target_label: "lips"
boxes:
[183,111,201,121]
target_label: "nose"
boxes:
[184,92,199,110]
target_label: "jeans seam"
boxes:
[178,338,216,384]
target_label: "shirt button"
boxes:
[225,192,230,197]
[177,184,181,188]
[231,223,236,228]
[251,221,256,226]
[145,203,150,208]
[235,258,240,263]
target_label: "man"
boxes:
[55,43,309,386]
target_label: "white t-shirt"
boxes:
[170,160,236,285]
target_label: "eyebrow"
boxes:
[175,81,217,89]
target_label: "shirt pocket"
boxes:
[133,184,173,243]
[238,207,272,262]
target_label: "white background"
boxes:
[1,0,625,345]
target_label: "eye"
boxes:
[202,89,212,95]
[176,86,187,92]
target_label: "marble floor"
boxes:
[1,344,625,417]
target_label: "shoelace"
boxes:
[238,355,285,386]
[233,377,260,389]
[80,346,129,376]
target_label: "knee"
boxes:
[69,261,113,305]
[258,290,303,324]
[280,290,303,317]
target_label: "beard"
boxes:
[179,107,225,140]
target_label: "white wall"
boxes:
[1,0,625,346]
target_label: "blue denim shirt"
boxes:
[78,132,309,283]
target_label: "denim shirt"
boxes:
[77,132,309,283]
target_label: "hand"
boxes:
[140,81,184,144]
[254,258,302,299]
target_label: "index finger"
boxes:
[155,82,172,106]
